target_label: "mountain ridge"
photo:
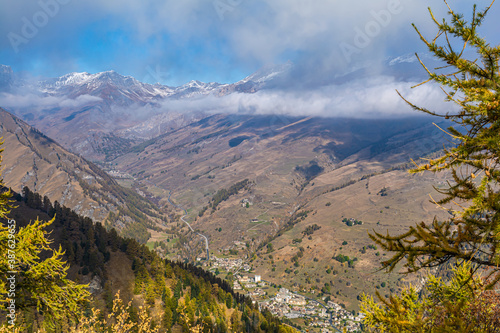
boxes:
[0,107,166,243]
[0,63,295,159]
[3,62,292,102]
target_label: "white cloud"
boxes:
[0,75,460,123]
[59,94,102,108]
[155,76,456,118]
[0,92,102,109]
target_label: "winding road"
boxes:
[142,178,210,260]
[166,190,210,260]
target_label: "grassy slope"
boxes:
[103,113,454,310]
[0,108,166,243]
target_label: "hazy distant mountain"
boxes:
[0,107,166,242]
[0,63,294,159]
[0,56,438,161]
[37,70,175,105]
[217,62,294,95]
[6,62,292,104]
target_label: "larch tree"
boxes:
[0,140,90,331]
[361,0,500,331]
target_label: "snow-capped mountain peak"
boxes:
[43,70,141,90]
[52,72,93,87]
[0,62,294,104]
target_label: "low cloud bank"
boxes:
[0,76,456,120]
[156,76,456,118]
[0,92,102,110]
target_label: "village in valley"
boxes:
[204,255,364,332]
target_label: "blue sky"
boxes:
[1,0,498,86]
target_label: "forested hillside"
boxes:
[1,187,297,332]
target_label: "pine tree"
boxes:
[362,0,500,331]
[161,306,173,332]
[361,262,500,332]
[372,0,500,281]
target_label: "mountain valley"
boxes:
[0,64,456,320]
[103,112,453,311]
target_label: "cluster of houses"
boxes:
[233,275,263,290]
[257,288,364,332]
[106,169,132,179]
[260,288,325,319]
[211,257,251,272]
[209,254,364,332]
[326,301,364,331]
